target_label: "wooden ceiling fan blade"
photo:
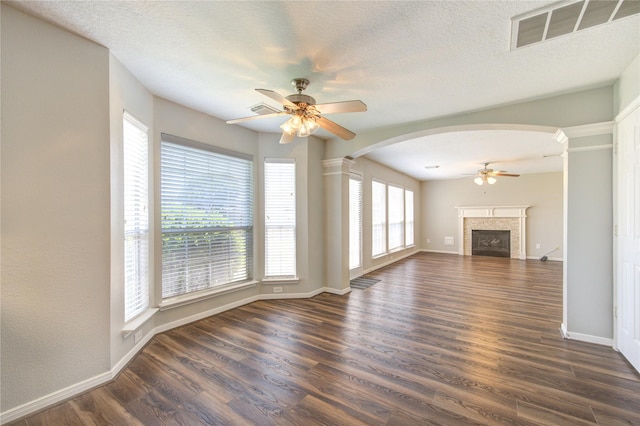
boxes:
[316,117,356,140]
[226,111,288,124]
[315,100,367,114]
[255,89,298,109]
[494,173,520,177]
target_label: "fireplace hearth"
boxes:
[472,230,510,258]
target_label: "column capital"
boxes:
[322,157,355,175]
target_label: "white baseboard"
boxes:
[420,249,459,255]
[0,371,112,424]
[560,324,613,347]
[322,286,352,296]
[526,256,563,262]
[0,287,349,424]
[361,248,420,276]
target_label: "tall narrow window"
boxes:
[405,189,414,246]
[349,177,363,270]
[123,112,149,322]
[264,159,296,278]
[161,135,253,299]
[388,185,405,250]
[372,180,387,257]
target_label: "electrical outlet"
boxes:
[273,287,283,293]
[536,243,541,249]
[444,236,454,246]
[134,330,143,344]
[427,238,431,243]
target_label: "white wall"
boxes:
[614,55,639,115]
[327,86,615,160]
[421,172,564,260]
[1,5,111,411]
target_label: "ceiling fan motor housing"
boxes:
[286,93,316,106]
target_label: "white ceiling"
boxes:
[9,0,639,180]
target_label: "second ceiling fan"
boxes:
[473,163,520,185]
[227,78,366,144]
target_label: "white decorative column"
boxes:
[455,206,530,259]
[322,158,354,293]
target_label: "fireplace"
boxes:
[456,206,529,259]
[472,230,510,257]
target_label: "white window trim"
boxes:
[371,179,387,258]
[158,280,259,311]
[405,188,415,248]
[387,184,405,252]
[349,174,363,277]
[123,111,151,324]
[264,158,297,279]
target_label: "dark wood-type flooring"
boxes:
[12,252,640,425]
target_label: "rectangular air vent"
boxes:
[512,0,640,49]
[250,102,280,115]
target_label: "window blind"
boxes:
[349,177,363,270]
[264,159,296,278]
[405,189,414,246]
[123,112,149,322]
[388,185,405,250]
[372,180,387,257]
[161,137,253,298]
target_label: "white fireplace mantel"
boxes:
[455,206,530,259]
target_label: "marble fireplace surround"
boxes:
[455,206,530,259]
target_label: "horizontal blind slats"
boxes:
[372,181,386,256]
[161,140,253,298]
[264,161,296,277]
[123,112,150,322]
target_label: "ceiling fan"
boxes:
[226,78,367,144]
[473,163,520,185]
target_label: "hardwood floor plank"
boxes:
[516,400,596,426]
[10,253,640,425]
[21,402,84,426]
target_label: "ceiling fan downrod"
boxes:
[286,78,316,110]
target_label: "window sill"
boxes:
[158,280,259,311]
[122,308,159,337]
[262,277,300,285]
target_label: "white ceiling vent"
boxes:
[250,102,280,115]
[512,0,640,49]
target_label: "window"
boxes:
[372,180,387,257]
[160,135,253,299]
[123,112,149,322]
[388,185,405,250]
[405,189,414,246]
[349,177,363,270]
[264,159,296,278]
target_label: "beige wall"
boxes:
[421,172,564,260]
[1,3,630,420]
[1,5,111,411]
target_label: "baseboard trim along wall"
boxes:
[420,249,458,255]
[560,323,614,347]
[0,286,352,424]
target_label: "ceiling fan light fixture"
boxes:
[280,115,302,135]
[474,177,484,186]
[487,177,497,184]
[303,117,320,134]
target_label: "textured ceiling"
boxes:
[9,0,639,180]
